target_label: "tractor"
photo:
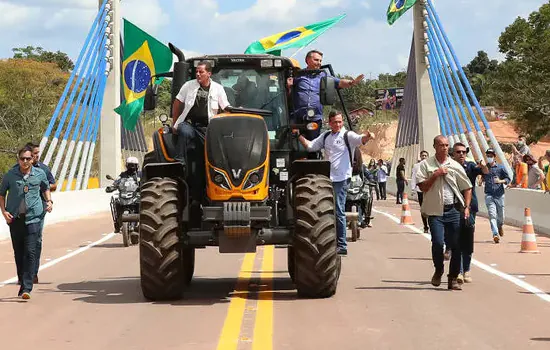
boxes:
[139,43,353,301]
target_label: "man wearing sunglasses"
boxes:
[0,145,53,300]
[451,143,489,284]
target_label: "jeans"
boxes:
[333,179,350,251]
[35,218,45,277]
[396,180,405,203]
[10,218,40,294]
[485,194,505,237]
[460,212,477,274]
[428,207,461,279]
[417,192,428,230]
[378,181,387,200]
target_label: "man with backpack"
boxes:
[296,110,375,255]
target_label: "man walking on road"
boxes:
[483,148,511,243]
[297,110,375,255]
[416,136,472,290]
[452,143,488,284]
[0,146,53,299]
[410,150,429,233]
[395,157,407,204]
[27,142,56,283]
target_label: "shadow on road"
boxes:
[55,275,298,305]
[388,257,432,261]
[356,279,442,291]
[91,243,127,249]
[531,337,550,341]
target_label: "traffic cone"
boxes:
[520,207,539,253]
[400,193,414,225]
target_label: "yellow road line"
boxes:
[252,245,274,350]
[216,252,256,350]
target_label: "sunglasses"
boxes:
[19,157,32,161]
[454,150,467,154]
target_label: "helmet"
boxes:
[126,156,139,173]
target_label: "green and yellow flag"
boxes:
[244,14,346,56]
[387,0,417,25]
[114,19,173,131]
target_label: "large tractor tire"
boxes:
[292,174,340,298]
[139,177,187,301]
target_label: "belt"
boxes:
[443,203,458,212]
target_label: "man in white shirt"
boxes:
[171,61,230,164]
[171,61,230,215]
[297,110,375,255]
[410,150,429,233]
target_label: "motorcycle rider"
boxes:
[107,157,141,233]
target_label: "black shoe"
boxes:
[337,248,348,256]
[431,270,443,287]
[448,277,462,290]
[423,227,429,234]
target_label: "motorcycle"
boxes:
[345,174,376,241]
[106,174,141,247]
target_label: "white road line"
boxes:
[373,209,550,303]
[0,232,116,288]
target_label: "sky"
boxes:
[0,0,547,77]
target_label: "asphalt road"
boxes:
[1,199,550,350]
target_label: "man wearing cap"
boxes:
[416,135,472,291]
[524,153,544,190]
[483,148,511,243]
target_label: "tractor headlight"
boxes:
[243,167,265,190]
[209,167,231,190]
[306,122,319,131]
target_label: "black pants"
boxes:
[378,182,387,200]
[10,218,40,294]
[396,180,405,203]
[417,192,429,230]
[176,122,206,204]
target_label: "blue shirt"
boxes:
[483,163,510,197]
[462,161,483,213]
[292,71,340,122]
[0,165,49,224]
[35,161,55,185]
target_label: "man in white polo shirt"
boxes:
[297,110,375,255]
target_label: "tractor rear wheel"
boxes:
[292,174,340,298]
[139,177,188,301]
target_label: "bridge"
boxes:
[1,0,550,348]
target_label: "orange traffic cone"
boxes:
[400,193,414,225]
[520,207,539,253]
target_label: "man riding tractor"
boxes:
[139,43,356,301]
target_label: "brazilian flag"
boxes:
[244,14,346,56]
[114,19,173,131]
[387,0,417,25]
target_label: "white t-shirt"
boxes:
[173,79,230,129]
[377,165,388,183]
[307,128,365,182]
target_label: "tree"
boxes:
[0,59,70,174]
[12,46,75,72]
[485,3,550,141]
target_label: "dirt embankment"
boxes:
[359,120,549,161]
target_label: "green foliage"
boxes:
[13,46,75,72]
[0,59,69,174]
[485,3,550,142]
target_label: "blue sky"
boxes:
[0,0,547,76]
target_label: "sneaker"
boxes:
[457,274,464,284]
[464,271,473,283]
[21,292,31,300]
[493,235,500,244]
[431,270,443,287]
[448,278,462,290]
[498,227,504,237]
[337,248,348,256]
